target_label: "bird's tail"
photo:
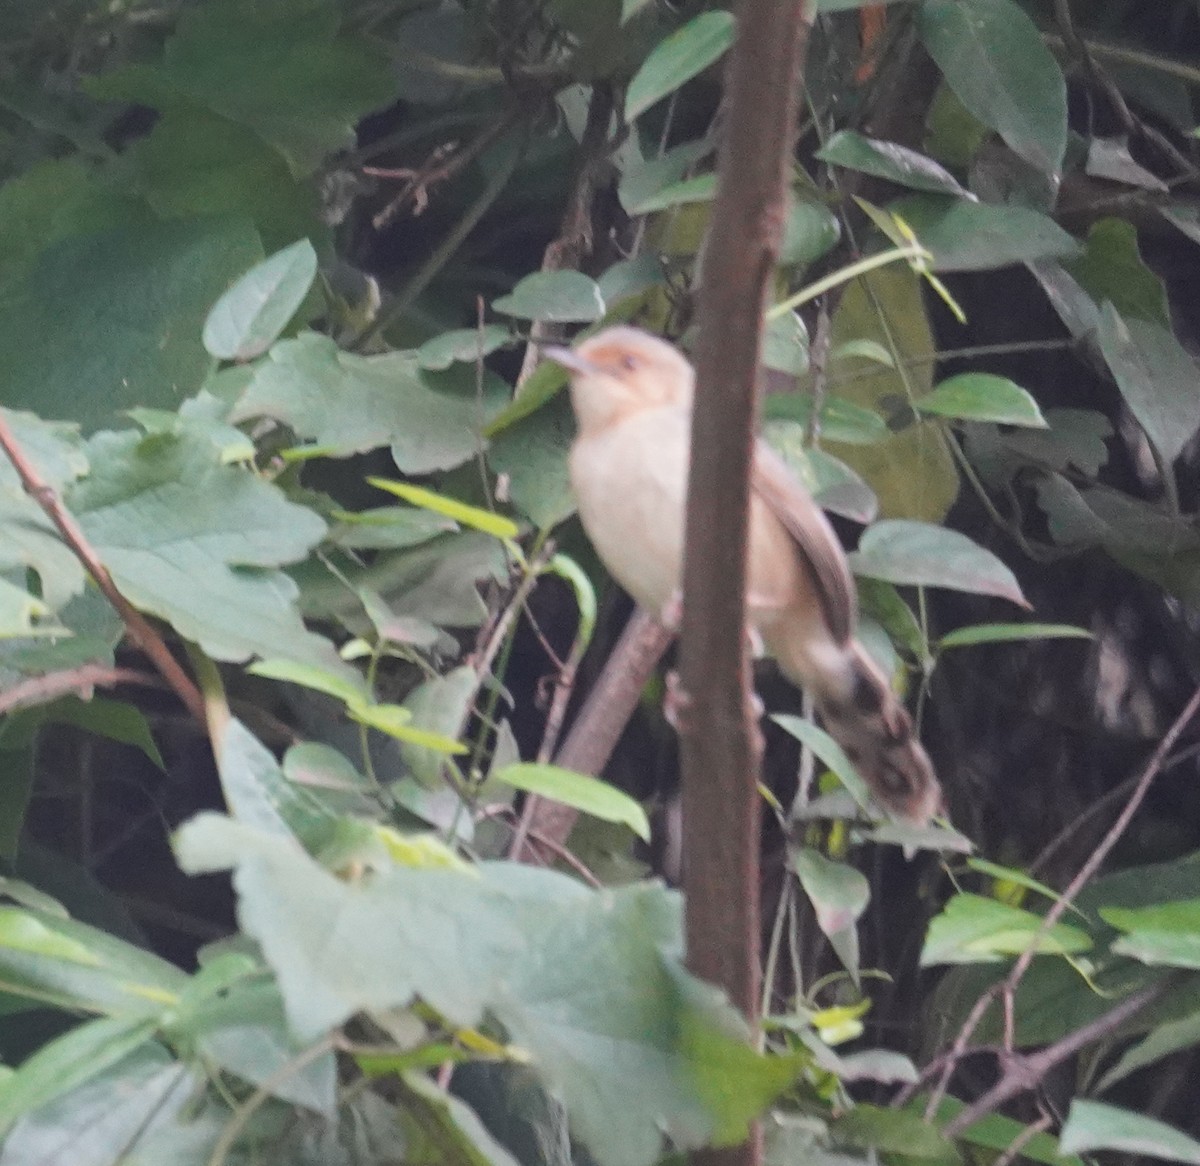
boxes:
[770,623,941,823]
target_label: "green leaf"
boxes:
[495,763,650,841]
[88,0,394,176]
[623,172,716,216]
[492,271,606,323]
[889,195,1080,271]
[1096,303,1200,465]
[417,326,513,371]
[820,267,959,522]
[349,703,469,757]
[771,715,871,812]
[1061,1100,1200,1164]
[394,665,477,784]
[1098,1008,1200,1092]
[781,197,842,267]
[617,138,716,216]
[124,108,321,247]
[175,814,793,1166]
[791,849,869,937]
[0,215,264,430]
[922,892,1092,965]
[369,479,519,540]
[329,505,454,552]
[938,622,1092,649]
[0,1044,195,1162]
[395,1074,523,1166]
[762,395,887,446]
[1065,218,1170,328]
[625,11,736,122]
[233,332,505,470]
[31,697,165,770]
[831,1104,956,1159]
[1102,899,1200,970]
[0,1015,162,1136]
[248,657,369,707]
[849,520,1029,608]
[486,394,577,530]
[817,130,968,196]
[70,428,348,674]
[762,311,810,377]
[917,0,1067,176]
[202,238,317,360]
[917,373,1046,427]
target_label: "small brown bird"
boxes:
[546,325,941,824]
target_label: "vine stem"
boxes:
[0,411,206,724]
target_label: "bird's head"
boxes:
[545,326,694,434]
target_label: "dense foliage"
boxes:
[2,0,1200,1163]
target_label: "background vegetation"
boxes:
[1,0,1200,1163]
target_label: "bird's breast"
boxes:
[569,408,690,614]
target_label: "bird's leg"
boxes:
[658,589,683,633]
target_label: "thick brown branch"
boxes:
[0,664,161,716]
[679,5,812,1165]
[0,412,206,724]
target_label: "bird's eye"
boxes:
[619,354,639,372]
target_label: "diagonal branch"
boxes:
[0,412,206,724]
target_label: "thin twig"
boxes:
[942,981,1165,1136]
[0,664,160,716]
[922,682,1200,1120]
[0,412,206,723]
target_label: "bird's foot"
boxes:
[664,669,692,732]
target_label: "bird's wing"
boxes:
[751,441,857,644]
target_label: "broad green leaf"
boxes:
[483,356,569,438]
[927,1097,1082,1166]
[248,657,368,707]
[0,1016,162,1136]
[0,581,51,638]
[1086,137,1168,192]
[817,130,968,196]
[917,374,1046,427]
[762,311,810,377]
[70,428,348,674]
[617,138,715,216]
[1162,204,1200,248]
[772,715,871,812]
[1028,259,1102,341]
[0,908,100,966]
[999,408,1112,477]
[492,271,605,323]
[417,326,513,370]
[791,849,869,937]
[202,238,317,360]
[1061,1100,1200,1164]
[819,267,959,521]
[597,254,668,304]
[494,763,650,841]
[395,665,477,784]
[369,478,519,540]
[1102,899,1200,970]
[1098,1008,1200,1092]
[889,195,1080,271]
[1,1045,194,1164]
[349,702,468,756]
[831,1104,956,1159]
[329,505,455,551]
[623,172,716,216]
[1096,303,1200,465]
[1065,218,1170,328]
[234,332,505,471]
[762,427,878,524]
[625,11,736,122]
[938,622,1091,649]
[849,520,1029,608]
[922,892,1092,965]
[124,108,321,247]
[780,197,841,266]
[27,697,164,770]
[917,0,1067,176]
[966,858,1087,916]
[0,215,263,430]
[762,396,887,446]
[88,0,394,176]
[175,814,795,1166]
[0,906,185,1015]
[176,970,336,1113]
[486,394,577,530]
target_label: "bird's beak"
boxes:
[543,345,600,376]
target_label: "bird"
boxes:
[545,325,941,825]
